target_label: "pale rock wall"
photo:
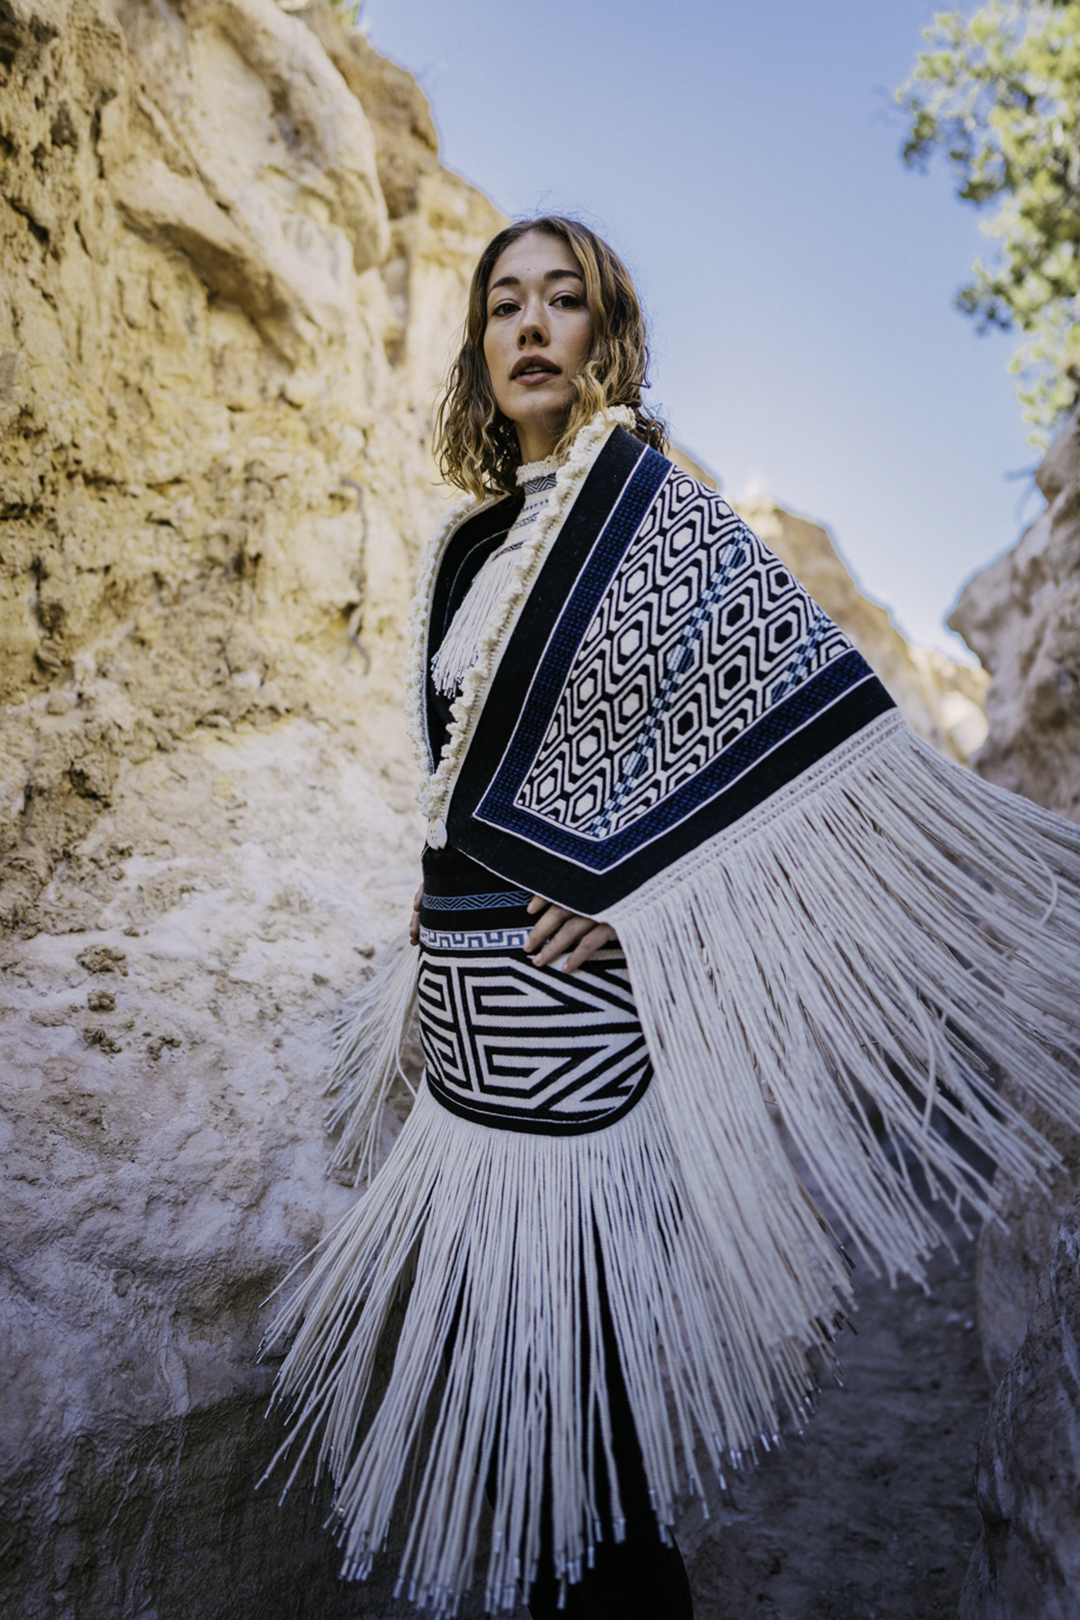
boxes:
[0,0,502,1612]
[950,411,1080,1616]
[951,403,1080,820]
[0,0,501,929]
[735,494,989,763]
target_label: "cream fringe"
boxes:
[322,937,418,1186]
[267,709,1080,1615]
[264,1085,838,1617]
[430,543,525,698]
[609,711,1080,1285]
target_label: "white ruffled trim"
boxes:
[405,408,636,835]
[403,491,485,784]
[516,456,559,485]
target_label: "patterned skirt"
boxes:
[417,864,653,1135]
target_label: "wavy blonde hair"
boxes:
[435,216,667,498]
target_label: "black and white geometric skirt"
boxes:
[417,878,652,1134]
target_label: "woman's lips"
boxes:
[511,356,560,380]
[513,365,560,386]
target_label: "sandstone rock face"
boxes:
[737,494,989,764]
[973,1087,1080,1387]
[0,0,502,1612]
[0,0,501,931]
[950,404,1080,1346]
[951,402,1080,819]
[1,721,428,1618]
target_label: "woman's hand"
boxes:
[409,885,423,946]
[525,895,619,973]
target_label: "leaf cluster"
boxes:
[898,1,1080,438]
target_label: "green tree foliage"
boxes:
[327,0,365,27]
[899,2,1080,440]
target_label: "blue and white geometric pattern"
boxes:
[419,926,533,952]
[421,892,531,912]
[515,474,851,840]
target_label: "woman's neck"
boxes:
[514,417,563,465]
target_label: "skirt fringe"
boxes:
[263,1085,840,1614]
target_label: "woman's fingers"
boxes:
[409,884,423,947]
[526,899,620,971]
[525,901,574,954]
[563,923,618,974]
[528,913,592,966]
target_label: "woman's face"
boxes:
[482,230,595,463]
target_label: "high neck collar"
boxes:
[516,456,560,489]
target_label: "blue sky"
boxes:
[363,0,1044,657]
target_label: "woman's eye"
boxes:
[491,300,518,317]
[552,294,582,309]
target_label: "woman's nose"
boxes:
[518,300,548,345]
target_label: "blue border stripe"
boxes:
[423,891,530,911]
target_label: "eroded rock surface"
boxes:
[951,403,1080,819]
[0,0,501,1611]
[0,0,500,930]
[950,412,1080,1617]
[960,1194,1080,1620]
[0,710,453,1617]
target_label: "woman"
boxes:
[266,217,1080,1619]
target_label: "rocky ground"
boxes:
[683,1236,988,1620]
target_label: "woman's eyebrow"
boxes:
[488,268,585,294]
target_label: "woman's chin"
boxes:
[505,386,571,422]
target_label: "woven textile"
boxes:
[417,882,651,1134]
[422,427,894,911]
[430,459,559,698]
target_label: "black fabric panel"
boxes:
[424,494,520,764]
[422,843,507,893]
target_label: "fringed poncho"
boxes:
[265,408,1080,1616]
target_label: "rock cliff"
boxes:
[960,1192,1080,1620]
[952,408,1080,820]
[0,2,995,1614]
[951,408,1080,1619]
[0,0,501,1612]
